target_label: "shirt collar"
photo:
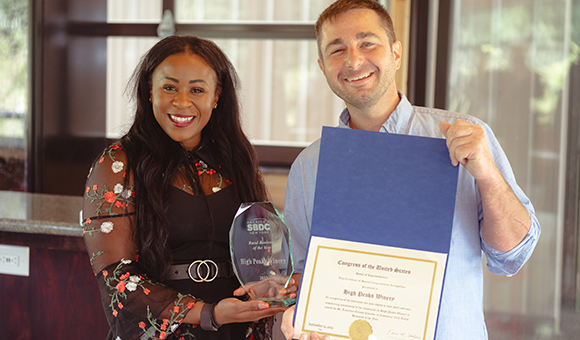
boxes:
[338,91,414,133]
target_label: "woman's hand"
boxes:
[213,297,289,325]
[233,274,299,302]
[278,273,301,298]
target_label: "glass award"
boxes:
[230,202,295,307]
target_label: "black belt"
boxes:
[168,260,234,282]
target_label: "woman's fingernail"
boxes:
[259,302,269,309]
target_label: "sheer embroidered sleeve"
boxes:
[83,145,198,339]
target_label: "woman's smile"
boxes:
[168,113,196,126]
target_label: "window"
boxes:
[104,0,352,149]
[446,0,579,336]
[0,0,28,191]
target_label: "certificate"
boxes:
[292,127,458,340]
[293,237,447,339]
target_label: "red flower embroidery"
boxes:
[93,184,98,191]
[116,281,126,293]
[112,309,118,317]
[138,321,146,329]
[187,301,195,309]
[160,324,167,331]
[99,157,104,164]
[86,186,90,193]
[118,302,124,309]
[135,255,140,262]
[102,270,108,277]
[226,180,232,185]
[163,319,169,326]
[207,169,216,175]
[111,145,121,150]
[115,201,123,208]
[198,170,203,176]
[104,191,116,203]
[143,288,151,295]
[86,218,92,225]
[173,306,180,313]
[159,332,167,340]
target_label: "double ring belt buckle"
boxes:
[188,259,219,282]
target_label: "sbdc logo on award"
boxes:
[230,202,295,307]
[246,218,270,233]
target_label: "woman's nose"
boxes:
[172,91,192,109]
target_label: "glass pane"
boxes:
[447,0,578,337]
[106,37,342,146]
[106,37,160,138]
[175,0,337,22]
[107,0,162,23]
[216,39,341,145]
[0,0,28,191]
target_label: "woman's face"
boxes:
[150,52,219,151]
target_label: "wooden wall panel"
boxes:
[0,232,109,339]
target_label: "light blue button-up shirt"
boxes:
[284,93,540,339]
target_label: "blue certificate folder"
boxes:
[292,127,459,338]
[310,126,459,256]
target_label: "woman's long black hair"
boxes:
[120,35,267,282]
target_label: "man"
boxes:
[281,0,540,339]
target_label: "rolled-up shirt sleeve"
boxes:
[478,125,541,276]
[482,209,540,275]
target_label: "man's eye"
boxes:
[191,88,204,93]
[361,42,373,47]
[331,48,344,55]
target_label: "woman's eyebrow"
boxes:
[189,79,209,86]
[161,76,209,86]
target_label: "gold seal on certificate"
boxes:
[229,202,295,307]
[349,319,374,340]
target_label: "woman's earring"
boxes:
[214,103,218,109]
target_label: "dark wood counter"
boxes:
[0,191,109,339]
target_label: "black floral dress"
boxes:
[82,144,271,340]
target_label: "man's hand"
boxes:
[281,305,330,340]
[439,120,499,183]
[440,120,531,252]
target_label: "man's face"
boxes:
[317,9,401,111]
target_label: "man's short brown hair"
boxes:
[315,0,397,59]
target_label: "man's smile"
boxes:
[344,71,373,83]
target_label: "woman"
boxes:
[82,35,288,340]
